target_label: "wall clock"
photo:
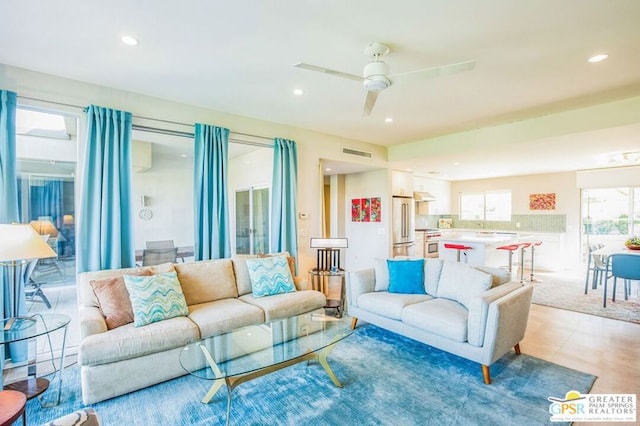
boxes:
[138,208,153,221]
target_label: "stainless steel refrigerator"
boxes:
[392,196,415,257]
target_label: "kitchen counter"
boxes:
[438,232,518,267]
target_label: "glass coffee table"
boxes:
[179,311,353,424]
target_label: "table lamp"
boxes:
[0,224,56,330]
[309,238,348,272]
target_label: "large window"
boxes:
[16,107,78,290]
[460,190,512,221]
[582,187,639,248]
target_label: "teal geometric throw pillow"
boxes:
[123,271,189,327]
[245,255,296,298]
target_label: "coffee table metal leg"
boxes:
[317,336,343,388]
[198,344,225,404]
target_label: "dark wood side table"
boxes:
[0,390,26,426]
[308,268,346,317]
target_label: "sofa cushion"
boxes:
[402,298,469,343]
[240,290,326,322]
[78,316,198,366]
[388,259,425,294]
[231,254,258,296]
[188,298,265,338]
[357,292,432,320]
[436,262,492,309]
[174,258,238,305]
[246,255,296,297]
[373,258,390,291]
[124,271,189,327]
[473,265,512,288]
[423,258,444,295]
[90,269,152,330]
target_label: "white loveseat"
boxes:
[77,255,326,404]
[346,258,533,384]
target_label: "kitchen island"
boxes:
[438,232,518,267]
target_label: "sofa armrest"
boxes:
[466,282,524,346]
[79,307,108,339]
[481,284,534,365]
[346,268,375,307]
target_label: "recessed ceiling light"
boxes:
[384,117,393,123]
[293,89,304,96]
[180,154,188,158]
[121,35,139,46]
[405,168,412,172]
[325,167,332,172]
[453,162,461,166]
[588,54,608,63]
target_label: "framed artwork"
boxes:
[529,193,556,210]
[351,197,381,222]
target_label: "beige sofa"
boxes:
[346,258,533,384]
[76,255,326,404]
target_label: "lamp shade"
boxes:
[309,238,348,249]
[0,223,57,262]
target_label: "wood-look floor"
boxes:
[522,303,640,396]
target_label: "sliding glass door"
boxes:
[235,187,269,254]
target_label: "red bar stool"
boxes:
[527,241,543,282]
[443,243,473,263]
[496,243,521,275]
[517,242,532,283]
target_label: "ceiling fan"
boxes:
[294,42,476,116]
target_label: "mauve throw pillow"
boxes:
[90,269,152,330]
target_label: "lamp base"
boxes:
[3,316,36,332]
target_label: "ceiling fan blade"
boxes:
[293,63,363,82]
[363,91,379,116]
[390,60,476,81]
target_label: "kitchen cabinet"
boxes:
[414,231,425,257]
[391,171,413,197]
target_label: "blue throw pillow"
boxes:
[245,255,297,297]
[387,259,425,294]
[124,271,189,327]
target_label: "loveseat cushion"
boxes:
[401,298,468,343]
[188,298,265,338]
[436,262,492,309]
[357,292,432,320]
[78,316,198,366]
[240,290,326,322]
[174,258,238,305]
[424,258,444,295]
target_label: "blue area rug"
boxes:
[27,324,595,425]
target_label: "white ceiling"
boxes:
[2,1,640,180]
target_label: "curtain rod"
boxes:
[17,95,274,145]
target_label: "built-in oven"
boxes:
[424,229,441,258]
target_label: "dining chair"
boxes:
[142,247,178,266]
[584,243,606,294]
[145,240,175,249]
[603,253,640,307]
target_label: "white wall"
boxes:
[1,64,389,273]
[344,168,391,271]
[131,151,194,248]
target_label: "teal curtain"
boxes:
[193,123,231,260]
[0,90,26,370]
[77,105,135,273]
[270,138,298,266]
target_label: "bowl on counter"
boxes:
[625,242,640,250]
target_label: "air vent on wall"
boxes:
[342,147,373,159]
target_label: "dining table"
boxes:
[134,246,194,263]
